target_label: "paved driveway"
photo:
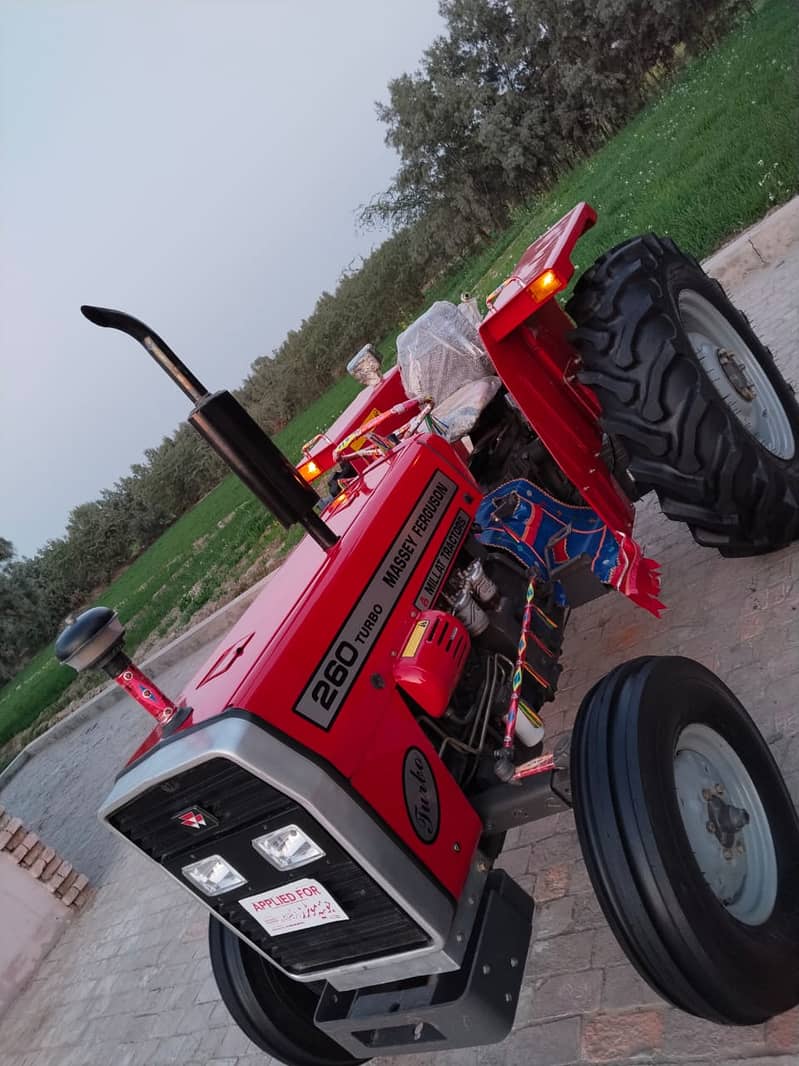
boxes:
[1,215,798,1066]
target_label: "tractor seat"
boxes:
[397,301,500,442]
[430,376,502,442]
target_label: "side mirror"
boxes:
[55,606,124,673]
[55,607,188,729]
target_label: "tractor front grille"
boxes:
[108,757,430,975]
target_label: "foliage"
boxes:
[361,0,751,254]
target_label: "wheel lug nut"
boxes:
[723,848,733,860]
[714,784,724,796]
[702,788,713,800]
[736,843,745,855]
[706,821,716,834]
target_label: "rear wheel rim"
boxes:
[678,288,795,460]
[674,722,778,926]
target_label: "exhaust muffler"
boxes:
[80,305,337,550]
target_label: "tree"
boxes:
[0,542,51,684]
[363,0,749,249]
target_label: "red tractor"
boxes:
[57,204,799,1065]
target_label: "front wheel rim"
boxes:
[678,288,795,460]
[673,722,778,926]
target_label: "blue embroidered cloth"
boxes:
[475,478,622,604]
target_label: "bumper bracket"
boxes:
[315,870,533,1057]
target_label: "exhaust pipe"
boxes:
[80,306,338,550]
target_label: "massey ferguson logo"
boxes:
[173,807,217,831]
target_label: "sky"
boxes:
[0,0,443,557]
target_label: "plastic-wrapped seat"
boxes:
[396,301,501,442]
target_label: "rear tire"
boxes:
[571,656,799,1025]
[567,235,799,555]
[208,917,367,1066]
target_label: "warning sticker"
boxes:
[238,878,349,937]
[348,406,382,452]
[401,618,429,658]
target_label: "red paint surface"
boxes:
[115,663,176,725]
[480,205,663,615]
[299,366,411,477]
[127,435,482,899]
[392,610,471,719]
[480,201,597,346]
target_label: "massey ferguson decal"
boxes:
[173,807,218,830]
[295,473,457,727]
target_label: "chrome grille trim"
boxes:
[98,715,480,987]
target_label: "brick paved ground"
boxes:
[1,216,797,1066]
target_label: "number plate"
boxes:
[239,878,349,936]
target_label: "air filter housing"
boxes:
[393,611,471,718]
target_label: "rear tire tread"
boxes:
[566,235,799,555]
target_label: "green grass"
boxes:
[441,0,798,304]
[1,0,796,759]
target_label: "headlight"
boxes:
[182,854,247,896]
[253,824,325,871]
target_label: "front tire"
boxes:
[567,235,799,555]
[571,656,799,1025]
[208,917,367,1066]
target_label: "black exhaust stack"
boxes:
[81,306,337,550]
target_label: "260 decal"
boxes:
[295,475,457,727]
[310,639,359,714]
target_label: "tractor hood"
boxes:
[117,431,484,901]
[125,432,478,779]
